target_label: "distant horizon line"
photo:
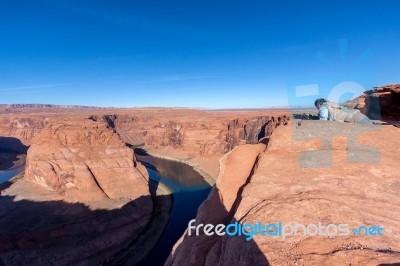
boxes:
[0,103,316,110]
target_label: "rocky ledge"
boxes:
[0,109,290,265]
[0,118,153,265]
[167,120,400,265]
[344,83,400,121]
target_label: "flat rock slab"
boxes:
[168,121,400,265]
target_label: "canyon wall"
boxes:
[82,110,288,180]
[0,117,153,265]
[88,112,289,178]
[344,84,400,121]
[24,118,150,202]
[91,113,288,157]
[3,102,398,265]
[0,109,289,265]
[0,115,49,150]
[1,109,290,162]
[167,120,400,265]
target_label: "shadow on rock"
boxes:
[0,137,29,154]
[165,185,270,266]
[0,137,28,171]
[0,151,21,171]
[0,190,162,266]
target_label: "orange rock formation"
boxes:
[167,120,400,265]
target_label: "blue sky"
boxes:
[0,0,399,108]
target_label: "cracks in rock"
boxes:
[237,199,269,224]
[229,146,267,221]
[85,163,111,199]
[231,123,288,223]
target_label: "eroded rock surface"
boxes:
[90,111,289,178]
[0,116,49,149]
[4,103,397,265]
[104,113,287,156]
[25,119,148,202]
[344,83,400,121]
[0,118,153,265]
[166,143,269,266]
[0,108,289,265]
[167,121,400,265]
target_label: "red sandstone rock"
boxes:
[344,83,400,120]
[0,108,289,265]
[3,101,398,265]
[24,119,149,202]
[96,112,288,178]
[0,117,153,265]
[167,121,400,265]
[0,116,49,148]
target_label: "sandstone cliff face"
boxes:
[166,143,269,266]
[86,111,288,179]
[0,109,290,265]
[344,84,400,121]
[0,118,153,265]
[167,121,400,265]
[0,116,49,149]
[24,119,149,203]
[95,113,288,157]
[1,105,398,265]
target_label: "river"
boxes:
[0,149,26,185]
[0,148,212,266]
[135,152,212,265]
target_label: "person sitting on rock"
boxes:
[314,98,373,124]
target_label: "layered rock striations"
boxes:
[344,84,400,121]
[0,115,49,149]
[0,118,153,265]
[0,109,290,265]
[167,121,400,265]
[166,143,269,266]
[92,112,288,156]
[24,119,149,202]
[3,102,398,265]
[90,112,289,178]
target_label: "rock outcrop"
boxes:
[88,112,289,179]
[93,112,288,157]
[0,118,153,265]
[167,121,400,265]
[166,143,269,266]
[344,84,400,121]
[0,116,49,148]
[0,108,291,265]
[4,102,398,265]
[24,119,149,202]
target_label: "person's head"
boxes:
[314,98,326,110]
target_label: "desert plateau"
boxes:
[0,84,399,265]
[1,1,400,265]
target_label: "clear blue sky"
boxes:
[1,0,399,108]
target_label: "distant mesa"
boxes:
[0,84,399,265]
[0,103,111,109]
